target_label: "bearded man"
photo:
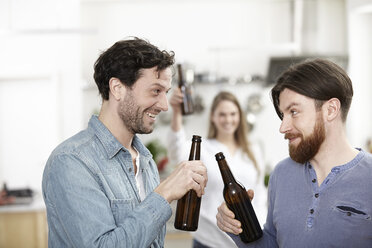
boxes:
[216,59,372,247]
[42,37,207,248]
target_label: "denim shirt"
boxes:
[42,115,172,248]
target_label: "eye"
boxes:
[153,89,161,95]
[291,109,298,116]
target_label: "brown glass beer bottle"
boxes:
[177,64,194,115]
[215,152,263,243]
[174,135,202,231]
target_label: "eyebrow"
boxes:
[152,83,165,88]
[152,83,171,92]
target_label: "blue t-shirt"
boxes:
[230,149,372,247]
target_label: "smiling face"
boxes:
[118,66,172,134]
[278,88,326,163]
[211,100,240,137]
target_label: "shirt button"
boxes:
[347,212,352,216]
[312,179,316,183]
[315,193,319,198]
[129,168,132,172]
[310,209,314,214]
[309,164,312,169]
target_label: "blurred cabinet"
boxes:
[0,210,47,248]
[164,232,192,248]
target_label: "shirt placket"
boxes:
[306,163,341,228]
[118,150,141,203]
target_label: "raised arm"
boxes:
[166,87,190,164]
[169,87,183,132]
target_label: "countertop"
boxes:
[0,193,45,213]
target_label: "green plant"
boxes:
[145,139,168,172]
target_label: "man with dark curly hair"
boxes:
[42,37,208,247]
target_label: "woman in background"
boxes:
[167,89,267,248]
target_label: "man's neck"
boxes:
[98,102,134,150]
[310,133,358,185]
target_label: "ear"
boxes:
[324,98,341,121]
[108,77,125,101]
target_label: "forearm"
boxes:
[170,109,182,132]
[166,125,189,164]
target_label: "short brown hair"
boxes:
[271,59,353,122]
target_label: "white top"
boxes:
[133,147,146,201]
[167,129,268,248]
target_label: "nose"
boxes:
[224,115,231,123]
[279,116,291,134]
[158,93,168,111]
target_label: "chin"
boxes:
[137,129,153,135]
[144,126,155,134]
[221,129,235,135]
[136,125,154,134]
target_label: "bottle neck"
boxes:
[178,79,185,87]
[189,141,201,160]
[217,159,235,184]
[177,64,185,87]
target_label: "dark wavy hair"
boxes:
[271,58,353,122]
[94,37,175,100]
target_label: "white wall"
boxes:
[301,0,348,54]
[79,0,294,88]
[0,0,83,191]
[347,0,372,148]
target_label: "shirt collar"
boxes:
[306,148,365,172]
[88,115,152,159]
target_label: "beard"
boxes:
[118,90,155,135]
[286,114,326,164]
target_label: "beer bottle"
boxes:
[215,152,263,243]
[174,135,202,231]
[177,64,194,115]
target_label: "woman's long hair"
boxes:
[207,91,259,172]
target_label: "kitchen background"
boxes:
[0,0,371,247]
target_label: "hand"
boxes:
[154,160,207,203]
[169,87,183,114]
[216,189,254,234]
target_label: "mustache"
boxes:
[285,133,302,140]
[144,107,161,115]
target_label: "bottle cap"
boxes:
[215,152,225,160]
[192,135,202,142]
